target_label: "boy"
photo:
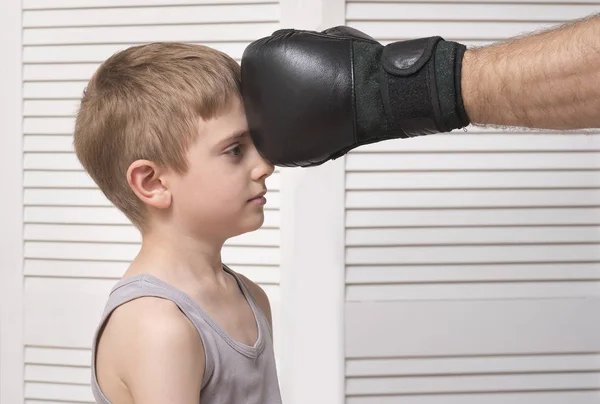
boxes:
[73,42,281,403]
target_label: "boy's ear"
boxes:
[127,159,171,209]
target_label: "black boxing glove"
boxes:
[241,26,470,167]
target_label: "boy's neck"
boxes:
[125,226,228,289]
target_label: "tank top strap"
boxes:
[221,264,272,337]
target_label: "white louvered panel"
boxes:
[344,2,600,403]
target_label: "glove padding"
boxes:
[241,26,470,167]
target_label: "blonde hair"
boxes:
[74,42,241,230]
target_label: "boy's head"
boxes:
[74,42,274,238]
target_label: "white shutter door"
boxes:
[345,2,600,404]
[21,1,281,402]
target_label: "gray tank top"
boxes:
[90,265,282,404]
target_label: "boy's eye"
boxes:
[227,144,243,157]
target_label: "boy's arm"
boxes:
[115,298,205,403]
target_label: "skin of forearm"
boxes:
[461,14,600,130]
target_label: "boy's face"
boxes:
[165,96,275,241]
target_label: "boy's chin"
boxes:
[223,215,265,240]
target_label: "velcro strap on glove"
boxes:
[380,36,470,137]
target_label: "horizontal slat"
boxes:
[24,153,81,169]
[346,263,600,283]
[346,391,600,404]
[346,245,600,265]
[25,347,91,367]
[24,223,280,246]
[23,42,248,63]
[346,372,600,396]
[346,281,600,301]
[346,189,600,209]
[25,382,93,402]
[24,206,280,226]
[24,81,86,99]
[23,4,278,27]
[23,0,277,8]
[24,276,280,348]
[25,118,70,134]
[347,353,600,377]
[24,189,109,206]
[346,152,600,171]
[23,23,279,45]
[24,241,280,264]
[346,208,600,227]
[24,258,279,283]
[345,299,600,357]
[346,3,599,21]
[23,171,281,192]
[346,171,600,190]
[24,100,80,116]
[26,364,89,384]
[355,134,600,152]
[348,21,567,41]
[24,171,95,187]
[24,136,73,152]
[347,226,600,246]
[24,64,99,81]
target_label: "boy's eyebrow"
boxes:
[217,130,248,147]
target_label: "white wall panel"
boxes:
[344,1,600,403]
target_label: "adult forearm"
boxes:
[462,14,600,130]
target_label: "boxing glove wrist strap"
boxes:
[380,37,470,137]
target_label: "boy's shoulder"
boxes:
[96,296,205,403]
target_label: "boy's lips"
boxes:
[248,190,267,204]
